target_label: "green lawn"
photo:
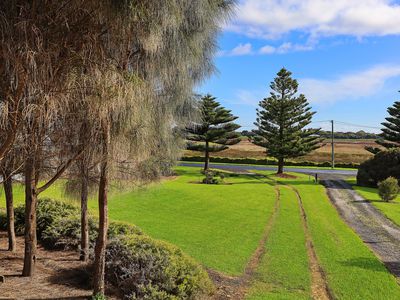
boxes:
[277,174,400,300]
[351,183,400,227]
[247,186,311,300]
[2,167,400,299]
[1,168,277,276]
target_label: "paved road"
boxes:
[323,179,400,278]
[179,162,357,177]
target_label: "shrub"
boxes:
[106,234,214,300]
[6,198,214,299]
[378,177,399,202]
[0,209,6,230]
[202,170,219,184]
[357,149,400,187]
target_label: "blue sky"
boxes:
[198,0,400,133]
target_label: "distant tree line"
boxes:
[242,129,379,140]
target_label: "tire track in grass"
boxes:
[246,185,312,300]
[209,184,280,300]
[290,185,333,300]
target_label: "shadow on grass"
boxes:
[340,257,394,273]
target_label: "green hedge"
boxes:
[0,198,213,299]
[181,156,359,169]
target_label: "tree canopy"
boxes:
[252,68,322,174]
[186,94,241,170]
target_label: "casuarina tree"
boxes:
[252,68,322,174]
[366,97,400,154]
[187,94,241,170]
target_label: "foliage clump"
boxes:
[378,177,399,202]
[106,234,214,300]
[357,149,400,187]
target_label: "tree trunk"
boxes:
[22,157,37,277]
[93,122,110,296]
[3,172,16,252]
[277,157,284,174]
[80,173,89,261]
[204,141,210,171]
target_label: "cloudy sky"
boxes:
[198,0,400,132]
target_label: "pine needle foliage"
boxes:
[187,94,240,170]
[252,68,322,174]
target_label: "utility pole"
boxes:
[331,120,335,169]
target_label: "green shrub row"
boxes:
[181,156,359,169]
[0,199,213,299]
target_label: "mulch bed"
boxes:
[0,232,117,300]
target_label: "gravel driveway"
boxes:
[323,179,400,278]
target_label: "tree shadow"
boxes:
[340,257,400,276]
[48,265,92,291]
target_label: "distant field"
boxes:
[185,138,379,164]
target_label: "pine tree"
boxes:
[187,94,241,170]
[366,98,400,154]
[252,68,322,174]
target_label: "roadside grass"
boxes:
[276,173,400,300]
[350,182,400,227]
[0,167,276,276]
[246,186,311,300]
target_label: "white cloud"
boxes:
[220,42,313,57]
[300,65,400,104]
[235,89,262,106]
[218,43,253,56]
[229,0,400,39]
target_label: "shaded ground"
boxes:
[0,233,117,300]
[323,179,400,279]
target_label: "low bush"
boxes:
[378,177,399,202]
[106,234,214,300]
[357,149,400,187]
[3,198,213,299]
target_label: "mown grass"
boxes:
[0,167,276,275]
[350,182,400,227]
[277,174,400,300]
[246,186,311,300]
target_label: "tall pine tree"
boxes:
[366,98,400,154]
[187,94,241,170]
[252,68,322,174]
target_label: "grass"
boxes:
[350,182,400,227]
[246,186,311,300]
[2,167,400,299]
[276,173,400,300]
[0,168,276,276]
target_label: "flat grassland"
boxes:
[185,139,378,164]
[2,167,400,299]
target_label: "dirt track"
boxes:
[323,179,400,278]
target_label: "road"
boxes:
[179,162,357,177]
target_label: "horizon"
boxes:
[198,0,400,134]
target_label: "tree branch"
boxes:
[37,147,85,194]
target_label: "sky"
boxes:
[198,0,400,133]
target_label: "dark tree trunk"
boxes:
[93,122,110,296]
[3,171,16,252]
[277,157,284,174]
[204,141,210,171]
[22,157,37,277]
[80,173,89,261]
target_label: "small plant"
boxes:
[202,170,219,184]
[378,177,399,202]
